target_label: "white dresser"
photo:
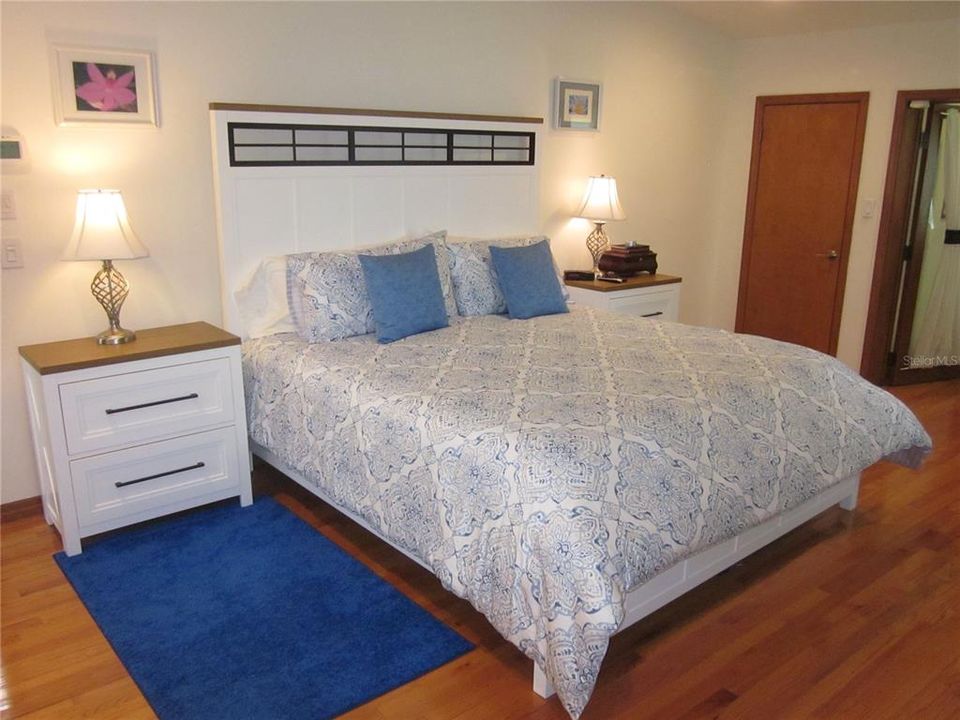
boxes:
[565,274,682,321]
[19,322,253,555]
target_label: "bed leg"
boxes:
[838,475,861,511]
[533,663,555,699]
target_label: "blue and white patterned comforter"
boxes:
[242,308,930,718]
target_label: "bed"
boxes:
[210,105,932,718]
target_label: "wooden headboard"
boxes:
[209,103,543,336]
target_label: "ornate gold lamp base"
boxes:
[585,221,611,276]
[91,259,137,345]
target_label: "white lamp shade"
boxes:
[575,175,626,222]
[62,190,148,261]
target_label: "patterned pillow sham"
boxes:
[447,235,567,316]
[287,230,457,342]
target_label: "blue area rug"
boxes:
[55,498,473,720]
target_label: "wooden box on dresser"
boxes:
[565,273,682,321]
[19,322,253,556]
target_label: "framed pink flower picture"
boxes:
[51,46,158,126]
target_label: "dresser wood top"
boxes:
[564,273,682,292]
[19,322,240,375]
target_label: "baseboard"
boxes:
[1,495,43,522]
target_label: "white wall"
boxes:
[1,2,733,502]
[6,3,955,506]
[705,17,960,366]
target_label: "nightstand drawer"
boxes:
[60,358,236,456]
[71,427,240,529]
[565,275,681,323]
[607,289,678,320]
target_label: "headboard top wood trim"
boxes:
[209,102,544,125]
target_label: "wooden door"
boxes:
[736,93,869,354]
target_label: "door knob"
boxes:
[816,250,839,260]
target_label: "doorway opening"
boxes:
[861,89,960,386]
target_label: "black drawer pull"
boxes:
[641,311,663,318]
[105,393,199,415]
[115,462,206,488]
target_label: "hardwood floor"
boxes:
[2,380,958,719]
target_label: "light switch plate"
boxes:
[2,237,23,268]
[0,190,15,220]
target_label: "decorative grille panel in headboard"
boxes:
[210,104,543,336]
[228,122,535,167]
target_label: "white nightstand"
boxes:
[565,274,682,321]
[19,322,253,555]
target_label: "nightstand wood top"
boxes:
[19,322,240,375]
[564,273,682,292]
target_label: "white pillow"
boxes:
[234,256,297,339]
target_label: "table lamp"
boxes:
[575,175,626,275]
[62,189,149,345]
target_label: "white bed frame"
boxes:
[209,104,862,700]
[255,441,858,699]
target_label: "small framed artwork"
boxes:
[554,79,601,131]
[51,45,159,127]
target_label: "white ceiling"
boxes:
[671,1,960,39]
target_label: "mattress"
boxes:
[242,307,931,718]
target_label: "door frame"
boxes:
[860,88,960,385]
[735,92,870,356]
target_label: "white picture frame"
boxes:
[51,45,159,127]
[554,78,601,131]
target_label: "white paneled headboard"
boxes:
[209,103,543,335]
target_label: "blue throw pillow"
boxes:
[488,239,569,320]
[358,244,449,343]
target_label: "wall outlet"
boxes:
[2,237,23,268]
